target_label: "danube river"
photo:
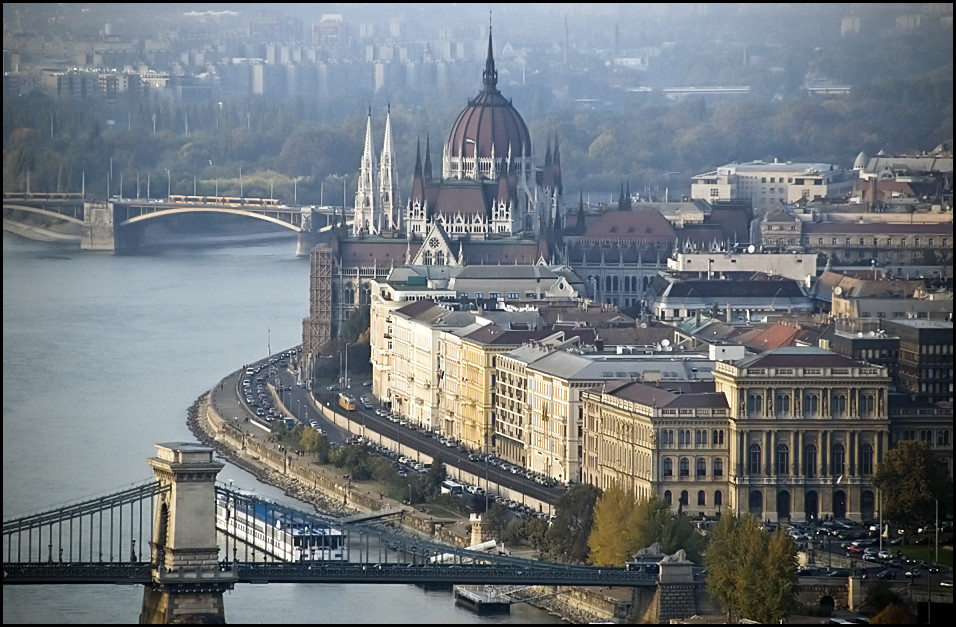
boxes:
[1,231,561,624]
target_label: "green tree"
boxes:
[547,483,601,563]
[426,457,447,497]
[705,514,742,622]
[588,482,640,566]
[480,502,510,543]
[705,513,798,623]
[872,440,953,537]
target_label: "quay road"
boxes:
[211,349,565,513]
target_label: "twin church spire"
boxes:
[353,105,401,236]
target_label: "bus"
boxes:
[338,393,356,411]
[440,480,464,495]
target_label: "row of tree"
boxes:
[3,68,951,208]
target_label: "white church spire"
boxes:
[379,104,400,232]
[353,107,378,236]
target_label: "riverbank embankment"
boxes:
[189,388,631,623]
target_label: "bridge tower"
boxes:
[140,443,236,624]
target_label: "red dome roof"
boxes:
[447,28,531,163]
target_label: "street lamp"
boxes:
[165,168,170,199]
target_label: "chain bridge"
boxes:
[3,442,665,623]
[2,193,352,255]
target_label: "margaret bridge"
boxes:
[2,193,350,255]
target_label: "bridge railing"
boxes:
[3,481,166,566]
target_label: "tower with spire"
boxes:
[378,105,400,233]
[353,108,378,237]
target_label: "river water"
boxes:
[1,231,561,624]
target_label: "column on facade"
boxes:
[764,429,772,476]
[821,430,829,477]
[848,431,856,478]
[791,430,800,475]
[737,429,746,477]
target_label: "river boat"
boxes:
[217,494,348,562]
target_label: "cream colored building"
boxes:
[713,347,891,522]
[581,381,731,515]
[691,160,854,211]
[667,251,817,283]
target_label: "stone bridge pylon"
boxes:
[140,443,237,624]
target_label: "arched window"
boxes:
[803,393,819,417]
[664,490,672,505]
[747,394,763,416]
[663,458,673,477]
[679,457,690,477]
[831,393,847,418]
[713,458,724,477]
[775,444,790,475]
[715,490,723,507]
[774,393,791,417]
[860,443,873,476]
[831,443,845,476]
[860,393,875,418]
[748,444,761,475]
[803,444,817,478]
[696,458,707,477]
[680,490,689,506]
[698,490,706,506]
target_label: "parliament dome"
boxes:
[446,28,532,169]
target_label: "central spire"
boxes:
[482,12,497,93]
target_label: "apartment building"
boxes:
[691,160,855,211]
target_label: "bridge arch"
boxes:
[119,207,303,233]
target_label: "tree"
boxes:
[705,513,798,623]
[426,458,447,496]
[862,580,905,615]
[588,482,640,566]
[589,489,708,567]
[869,603,916,624]
[547,483,601,563]
[872,440,953,537]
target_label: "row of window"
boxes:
[745,392,876,418]
[899,429,952,446]
[663,457,723,478]
[743,442,874,476]
[659,429,726,446]
[663,489,723,507]
[811,236,946,247]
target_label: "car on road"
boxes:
[877,550,893,561]
[904,569,922,578]
[875,569,895,580]
[941,580,954,587]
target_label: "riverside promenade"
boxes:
[187,367,632,624]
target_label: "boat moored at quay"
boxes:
[217,493,348,562]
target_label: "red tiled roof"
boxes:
[581,209,676,243]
